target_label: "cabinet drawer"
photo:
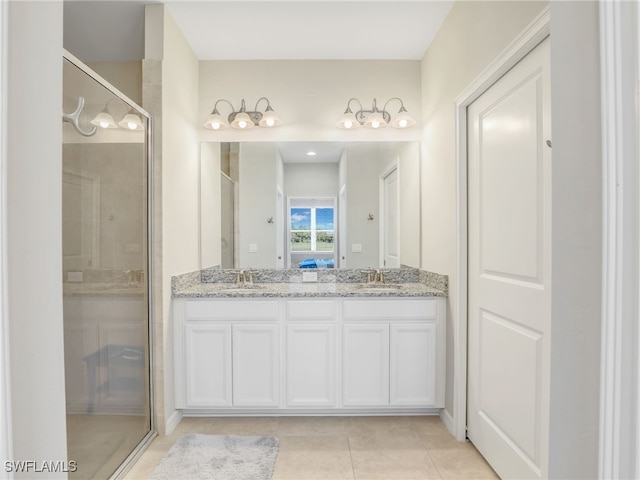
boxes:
[343,298,437,321]
[286,300,337,321]
[184,299,279,321]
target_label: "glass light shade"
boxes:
[390,109,416,129]
[258,108,281,127]
[231,112,255,129]
[118,112,144,131]
[337,111,361,129]
[364,111,387,129]
[90,110,118,129]
[204,112,228,130]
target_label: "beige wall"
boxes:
[199,60,421,143]
[548,2,602,477]
[86,61,142,105]
[144,5,201,431]
[420,0,548,419]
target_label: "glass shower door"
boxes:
[62,54,153,479]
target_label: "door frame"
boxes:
[598,1,640,477]
[379,160,399,268]
[451,7,550,442]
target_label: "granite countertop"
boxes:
[173,281,446,299]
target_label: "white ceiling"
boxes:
[64,1,454,62]
[166,1,455,60]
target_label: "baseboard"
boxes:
[165,409,183,435]
[439,408,457,437]
[181,407,442,417]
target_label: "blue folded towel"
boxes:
[299,258,334,269]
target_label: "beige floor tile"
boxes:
[123,449,167,480]
[277,416,349,436]
[207,416,279,435]
[347,416,417,436]
[349,434,442,479]
[170,416,217,435]
[427,442,499,480]
[272,435,354,479]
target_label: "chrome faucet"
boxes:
[235,269,246,284]
[361,267,375,284]
[374,269,385,284]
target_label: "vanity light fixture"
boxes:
[337,97,416,130]
[204,97,281,130]
[118,110,144,131]
[89,99,143,131]
[90,106,118,129]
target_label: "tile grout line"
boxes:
[346,435,357,480]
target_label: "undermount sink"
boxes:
[356,283,403,290]
[219,284,266,293]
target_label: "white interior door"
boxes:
[467,37,551,479]
[381,166,399,268]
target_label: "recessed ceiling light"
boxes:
[307,151,317,156]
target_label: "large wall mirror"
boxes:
[200,141,421,270]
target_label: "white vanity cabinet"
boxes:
[342,298,445,408]
[175,299,281,409]
[174,294,446,414]
[285,300,337,407]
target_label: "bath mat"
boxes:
[150,434,279,480]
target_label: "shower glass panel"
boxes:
[62,54,154,479]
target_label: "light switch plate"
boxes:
[248,243,258,253]
[302,271,318,282]
[351,243,362,253]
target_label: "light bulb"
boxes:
[398,119,408,128]
[211,122,221,130]
[99,121,109,128]
[238,120,248,129]
[266,118,275,127]
[127,121,137,130]
[344,120,353,129]
[371,120,380,129]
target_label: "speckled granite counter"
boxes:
[172,267,447,298]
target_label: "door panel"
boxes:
[286,324,336,406]
[390,323,436,406]
[467,37,551,479]
[185,324,232,407]
[343,324,389,406]
[233,324,280,407]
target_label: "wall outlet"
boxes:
[302,271,318,282]
[67,271,83,283]
[351,243,362,253]
[248,243,258,253]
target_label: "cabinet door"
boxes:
[184,324,232,407]
[232,324,280,407]
[343,324,390,406]
[390,323,436,406]
[286,324,336,407]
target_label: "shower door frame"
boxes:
[62,49,157,477]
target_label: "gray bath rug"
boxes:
[150,434,279,480]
